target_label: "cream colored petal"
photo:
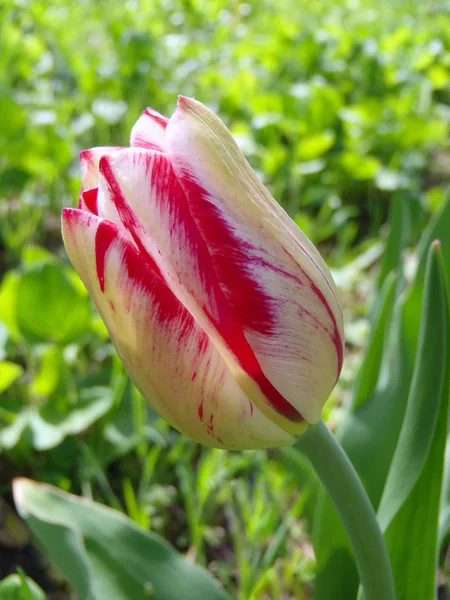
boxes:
[80,147,122,191]
[96,148,307,435]
[130,107,168,152]
[61,208,295,449]
[165,97,344,422]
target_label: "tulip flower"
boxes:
[62,97,344,450]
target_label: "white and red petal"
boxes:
[61,208,294,449]
[80,146,123,191]
[95,149,305,434]
[78,187,99,214]
[130,107,168,152]
[96,149,308,434]
[164,97,344,423]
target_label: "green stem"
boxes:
[296,420,396,600]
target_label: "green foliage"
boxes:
[1,0,449,598]
[378,242,449,600]
[1,0,450,258]
[0,572,46,600]
[314,201,450,599]
[14,478,231,600]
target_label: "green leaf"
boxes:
[313,275,413,600]
[0,387,114,451]
[339,152,380,180]
[377,242,449,600]
[0,271,21,341]
[313,200,450,600]
[16,263,91,345]
[297,130,335,160]
[13,478,232,600]
[378,242,448,530]
[0,361,23,394]
[0,573,46,600]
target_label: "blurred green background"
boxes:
[1,0,449,598]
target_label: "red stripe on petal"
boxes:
[94,218,188,330]
[282,246,344,378]
[80,147,123,191]
[130,108,168,151]
[176,173,344,383]
[143,107,169,128]
[149,157,304,422]
[99,156,165,280]
[100,150,302,423]
[95,220,118,292]
[81,187,98,215]
[174,175,277,334]
[307,275,343,376]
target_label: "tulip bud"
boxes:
[62,97,344,449]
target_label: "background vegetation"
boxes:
[1,0,449,598]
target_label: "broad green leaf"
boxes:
[16,262,91,344]
[30,344,71,398]
[13,478,232,600]
[297,130,335,160]
[313,302,412,600]
[377,242,449,600]
[21,245,55,267]
[0,573,46,600]
[0,361,23,394]
[383,392,448,600]
[0,387,114,451]
[0,271,21,341]
[339,152,380,180]
[313,199,450,600]
[31,386,115,450]
[378,242,448,531]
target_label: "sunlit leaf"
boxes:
[14,478,232,600]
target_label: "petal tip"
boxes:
[143,106,168,124]
[176,95,199,112]
[61,206,75,221]
[177,94,190,107]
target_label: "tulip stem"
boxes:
[296,419,396,600]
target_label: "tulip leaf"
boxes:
[376,242,449,600]
[313,198,450,600]
[313,304,413,600]
[0,573,46,600]
[378,242,448,530]
[313,276,412,598]
[13,478,232,600]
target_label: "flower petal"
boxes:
[61,208,294,449]
[130,107,168,152]
[80,147,123,191]
[78,187,98,214]
[96,149,306,434]
[165,97,344,423]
